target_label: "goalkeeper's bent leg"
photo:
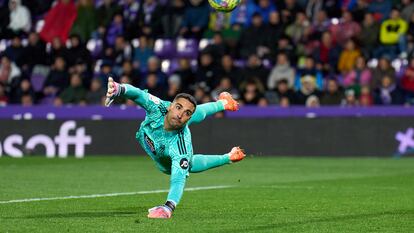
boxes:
[189,102,225,125]
[189,154,231,173]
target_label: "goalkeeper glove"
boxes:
[104,77,124,107]
[147,201,175,219]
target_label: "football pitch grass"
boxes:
[1,156,413,232]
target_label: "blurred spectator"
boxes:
[193,83,209,103]
[70,59,91,88]
[374,75,405,105]
[97,0,121,29]
[43,57,69,96]
[97,61,113,87]
[21,94,33,106]
[113,36,132,71]
[0,56,21,86]
[195,52,220,90]
[22,0,54,18]
[274,79,295,104]
[342,88,359,106]
[285,11,311,45]
[273,36,296,65]
[255,0,276,24]
[136,0,163,38]
[144,72,166,98]
[305,94,320,107]
[242,54,269,88]
[21,32,46,71]
[105,13,124,47]
[338,39,361,74]
[308,10,330,41]
[47,37,69,65]
[162,0,186,38]
[211,77,239,100]
[9,78,35,104]
[350,0,369,23]
[146,56,167,88]
[166,74,182,102]
[279,96,290,107]
[368,0,392,21]
[329,10,361,46]
[173,58,195,92]
[120,60,141,87]
[359,13,380,58]
[371,57,396,88]
[378,9,408,59]
[0,83,9,105]
[4,35,25,67]
[0,2,10,37]
[278,0,302,25]
[6,0,31,37]
[122,0,140,40]
[202,32,227,60]
[240,79,267,106]
[264,11,284,51]
[320,78,344,105]
[132,36,154,72]
[57,73,87,105]
[229,0,257,27]
[306,0,324,23]
[267,53,295,90]
[239,13,267,58]
[401,57,414,100]
[295,56,323,90]
[67,34,92,68]
[218,54,241,87]
[401,0,414,22]
[359,85,374,106]
[295,75,322,105]
[86,78,105,105]
[312,31,341,74]
[70,0,97,42]
[343,56,372,88]
[179,0,210,39]
[39,0,77,43]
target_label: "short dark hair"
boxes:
[174,93,197,110]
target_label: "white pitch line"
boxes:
[0,185,234,204]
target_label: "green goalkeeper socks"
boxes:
[189,154,231,173]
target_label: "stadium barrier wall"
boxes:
[1,117,414,158]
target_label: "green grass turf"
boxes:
[0,156,413,233]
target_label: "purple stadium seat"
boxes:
[154,39,176,59]
[176,39,198,59]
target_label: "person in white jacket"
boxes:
[8,0,31,34]
[267,52,295,90]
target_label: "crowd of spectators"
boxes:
[1,0,414,107]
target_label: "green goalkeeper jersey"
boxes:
[122,84,224,205]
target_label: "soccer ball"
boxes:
[208,0,241,12]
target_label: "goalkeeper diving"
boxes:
[105,77,245,219]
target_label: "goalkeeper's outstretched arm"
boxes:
[105,77,154,111]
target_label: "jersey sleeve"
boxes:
[122,84,169,113]
[166,133,193,205]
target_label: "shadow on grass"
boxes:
[3,207,148,219]
[219,209,414,232]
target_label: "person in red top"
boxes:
[39,0,77,43]
[401,57,414,102]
